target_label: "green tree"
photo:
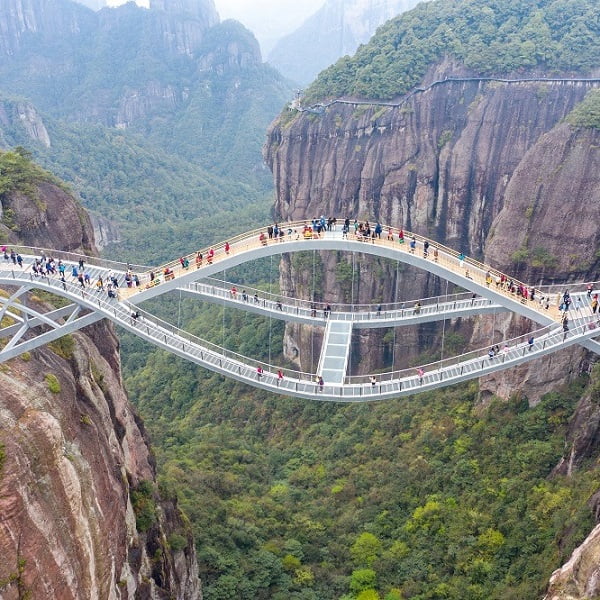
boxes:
[351,532,382,567]
[350,569,377,595]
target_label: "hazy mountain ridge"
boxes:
[0,0,290,185]
[0,0,291,254]
[268,0,421,85]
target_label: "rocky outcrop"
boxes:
[544,521,600,600]
[0,98,51,148]
[150,0,218,29]
[1,181,94,252]
[0,0,222,126]
[0,179,200,598]
[197,20,262,74]
[485,123,600,280]
[0,0,95,56]
[552,372,600,479]
[89,211,121,251]
[542,368,600,599]
[265,73,599,378]
[115,82,180,130]
[477,123,600,400]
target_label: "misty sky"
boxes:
[105,0,324,56]
[215,0,323,55]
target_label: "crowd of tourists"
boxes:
[3,220,600,393]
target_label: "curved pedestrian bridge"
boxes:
[0,220,598,401]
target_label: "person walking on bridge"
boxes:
[409,236,416,254]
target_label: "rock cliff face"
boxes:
[0,0,94,56]
[0,98,51,148]
[477,122,600,399]
[542,369,600,600]
[265,71,599,382]
[0,0,224,127]
[265,66,600,599]
[150,0,218,27]
[0,181,200,598]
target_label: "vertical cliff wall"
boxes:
[0,176,200,598]
[477,122,600,399]
[265,75,598,380]
[266,73,600,598]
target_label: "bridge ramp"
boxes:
[318,320,353,385]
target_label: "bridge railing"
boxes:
[122,300,318,381]
[189,276,495,316]
[537,281,600,295]
[345,322,562,386]
[1,245,151,272]
[5,219,537,318]
[151,219,329,278]
[1,266,598,399]
[127,290,595,394]
[123,286,559,389]
[134,217,534,306]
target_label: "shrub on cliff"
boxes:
[0,148,65,202]
[130,480,157,533]
[44,373,61,394]
[567,90,600,129]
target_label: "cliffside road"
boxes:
[295,76,600,113]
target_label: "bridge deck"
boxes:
[318,320,353,385]
[0,219,598,401]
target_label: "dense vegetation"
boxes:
[0,147,64,199]
[567,89,600,129]
[123,302,597,599]
[34,121,270,263]
[306,0,600,102]
[2,1,599,598]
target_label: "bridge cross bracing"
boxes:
[0,220,598,401]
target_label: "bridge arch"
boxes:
[0,220,598,401]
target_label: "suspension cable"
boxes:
[269,254,273,367]
[440,278,449,362]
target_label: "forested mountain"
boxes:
[306,0,600,102]
[0,0,291,254]
[0,0,282,182]
[268,0,420,86]
[3,0,600,599]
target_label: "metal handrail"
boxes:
[0,245,151,272]
[193,276,484,313]
[345,323,558,384]
[1,265,597,398]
